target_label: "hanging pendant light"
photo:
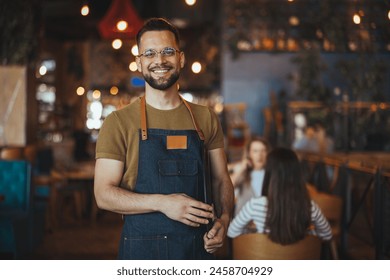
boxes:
[98,0,143,40]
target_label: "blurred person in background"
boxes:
[228,147,332,244]
[293,122,333,154]
[230,136,269,217]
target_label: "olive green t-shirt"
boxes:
[96,97,225,190]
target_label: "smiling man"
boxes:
[94,18,234,260]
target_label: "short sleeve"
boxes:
[206,108,225,150]
[95,112,126,162]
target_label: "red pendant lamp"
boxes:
[98,0,143,40]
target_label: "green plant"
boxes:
[0,0,37,65]
[336,54,387,102]
[290,46,332,103]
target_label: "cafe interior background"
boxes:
[1,0,389,260]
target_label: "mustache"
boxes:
[148,63,172,71]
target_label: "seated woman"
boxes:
[227,147,332,244]
[230,136,269,217]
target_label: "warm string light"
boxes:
[131,44,138,56]
[112,39,123,49]
[110,86,119,95]
[289,16,299,26]
[92,90,101,99]
[129,61,138,71]
[185,0,196,6]
[191,62,202,74]
[81,5,89,16]
[116,20,128,31]
[39,65,47,76]
[76,86,85,96]
[353,13,361,24]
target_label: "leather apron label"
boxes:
[167,135,187,149]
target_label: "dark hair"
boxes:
[136,18,180,47]
[261,147,311,245]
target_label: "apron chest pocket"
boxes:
[158,160,199,196]
[158,160,198,176]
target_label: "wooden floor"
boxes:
[26,208,376,260]
[1,190,376,260]
[30,210,122,260]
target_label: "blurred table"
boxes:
[53,160,95,180]
[51,161,98,223]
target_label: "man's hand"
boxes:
[203,214,229,254]
[159,193,214,227]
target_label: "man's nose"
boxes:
[154,52,166,63]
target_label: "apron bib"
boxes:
[118,96,213,260]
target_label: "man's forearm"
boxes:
[213,178,234,222]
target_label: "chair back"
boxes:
[23,144,37,164]
[35,147,54,175]
[232,233,322,260]
[310,191,343,259]
[311,192,342,236]
[0,147,24,160]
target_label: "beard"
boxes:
[143,67,180,91]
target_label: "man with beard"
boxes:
[94,18,234,260]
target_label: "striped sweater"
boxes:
[227,196,333,241]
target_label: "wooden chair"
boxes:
[22,144,54,230]
[224,103,251,162]
[232,233,322,260]
[23,144,37,164]
[311,191,343,259]
[0,147,24,160]
[32,147,84,229]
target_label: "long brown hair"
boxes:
[242,136,269,185]
[261,147,311,245]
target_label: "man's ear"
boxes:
[180,52,185,69]
[135,56,142,72]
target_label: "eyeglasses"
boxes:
[137,47,180,59]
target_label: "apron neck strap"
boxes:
[180,96,205,141]
[140,95,205,141]
[140,96,148,140]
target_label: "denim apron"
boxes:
[118,96,213,260]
